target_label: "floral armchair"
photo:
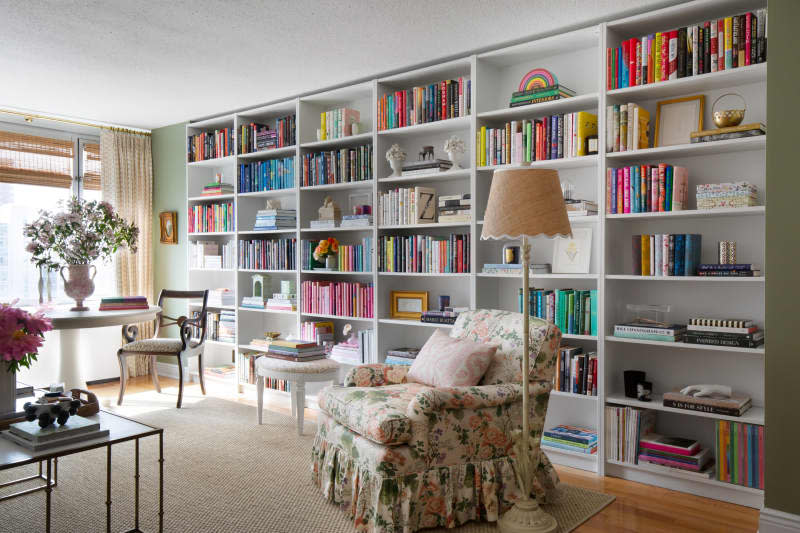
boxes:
[311,309,562,533]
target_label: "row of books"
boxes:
[517,288,598,336]
[187,128,234,162]
[420,309,463,326]
[329,329,374,365]
[605,103,649,153]
[377,233,470,274]
[377,186,434,226]
[188,201,234,234]
[189,310,235,343]
[239,238,296,271]
[716,420,764,489]
[542,425,597,455]
[631,233,702,277]
[476,112,597,167]
[300,280,374,318]
[190,240,235,270]
[555,346,597,396]
[300,320,333,346]
[384,347,418,366]
[253,209,296,231]
[607,164,688,214]
[377,77,471,131]
[238,158,295,193]
[319,108,360,140]
[201,180,233,196]
[99,296,148,311]
[239,352,291,390]
[605,406,656,464]
[302,237,372,272]
[238,115,296,153]
[606,9,768,90]
[696,182,758,210]
[204,364,236,382]
[438,193,471,224]
[301,145,373,187]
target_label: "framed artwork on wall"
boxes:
[159,211,178,244]
[390,291,428,320]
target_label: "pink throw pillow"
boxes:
[406,329,496,387]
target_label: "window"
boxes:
[0,126,114,305]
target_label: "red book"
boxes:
[718,19,725,71]
[658,163,667,211]
[440,81,446,121]
[607,48,613,90]
[628,38,638,87]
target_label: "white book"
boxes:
[710,20,718,72]
[692,26,699,76]
[641,35,649,82]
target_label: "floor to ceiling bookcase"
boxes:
[183,0,766,508]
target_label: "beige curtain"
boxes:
[100,130,154,377]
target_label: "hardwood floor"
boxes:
[93,376,760,533]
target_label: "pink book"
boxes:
[638,455,704,471]
[616,169,624,214]
[639,434,700,456]
[606,168,613,213]
[758,426,764,489]
[623,167,631,213]
[662,233,669,276]
[745,13,752,66]
[671,166,689,210]
[651,167,659,211]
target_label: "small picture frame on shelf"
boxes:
[654,95,705,147]
[159,211,177,244]
[390,291,428,320]
[552,227,592,274]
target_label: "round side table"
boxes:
[254,356,341,435]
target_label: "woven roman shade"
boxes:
[0,130,74,188]
[83,141,101,190]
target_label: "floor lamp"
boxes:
[481,167,572,533]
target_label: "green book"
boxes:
[590,290,598,336]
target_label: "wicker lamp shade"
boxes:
[481,168,572,240]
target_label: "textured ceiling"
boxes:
[1,0,669,130]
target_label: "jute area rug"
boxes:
[0,388,614,532]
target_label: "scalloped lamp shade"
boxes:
[481,168,572,240]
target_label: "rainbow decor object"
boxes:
[518,68,558,92]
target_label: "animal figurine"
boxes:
[24,396,82,428]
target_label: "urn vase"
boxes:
[60,264,97,311]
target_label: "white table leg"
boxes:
[256,376,264,425]
[58,329,86,389]
[289,382,296,418]
[295,381,306,436]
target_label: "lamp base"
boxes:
[498,497,558,533]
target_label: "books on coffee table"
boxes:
[2,416,110,451]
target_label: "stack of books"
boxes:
[266,291,297,313]
[542,425,597,455]
[631,233,702,276]
[263,340,326,362]
[340,214,373,228]
[605,406,656,464]
[438,194,470,223]
[691,123,766,144]
[555,346,597,396]
[518,288,598,336]
[384,347,419,366]
[696,182,758,210]
[207,288,235,308]
[319,108,360,140]
[1,416,109,451]
[685,317,763,347]
[607,164,688,214]
[241,296,266,310]
[697,263,761,278]
[401,159,452,175]
[509,84,575,107]
[99,296,148,311]
[565,199,598,217]
[716,420,764,489]
[613,322,686,342]
[481,263,551,275]
[663,389,752,417]
[606,103,650,153]
[204,364,236,381]
[201,180,234,196]
[638,434,715,479]
[420,309,464,325]
[190,240,235,269]
[253,209,296,231]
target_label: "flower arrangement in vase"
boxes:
[313,237,339,270]
[1,301,53,414]
[444,136,465,170]
[24,197,139,311]
[385,144,407,177]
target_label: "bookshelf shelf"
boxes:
[477,155,597,172]
[377,116,471,137]
[184,0,766,501]
[550,390,598,400]
[188,232,235,237]
[237,145,296,160]
[378,318,454,329]
[605,394,765,425]
[187,155,237,168]
[478,93,600,121]
[189,268,235,273]
[238,307,297,315]
[189,302,235,311]
[605,459,762,494]
[300,132,373,150]
[606,63,767,100]
[205,340,236,348]
[605,136,766,162]
[607,336,764,354]
[300,180,373,191]
[605,206,765,220]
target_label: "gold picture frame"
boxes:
[390,290,428,320]
[654,95,705,147]
[159,211,178,244]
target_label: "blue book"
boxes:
[590,289,598,336]
[542,440,597,454]
[683,234,701,276]
[674,235,685,276]
[665,166,673,211]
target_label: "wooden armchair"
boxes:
[117,289,209,408]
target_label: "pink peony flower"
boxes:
[0,303,52,372]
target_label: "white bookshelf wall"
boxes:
[183,0,766,507]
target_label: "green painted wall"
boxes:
[765,0,800,516]
[151,122,187,344]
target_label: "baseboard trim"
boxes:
[86,377,120,386]
[760,508,800,533]
[155,362,183,381]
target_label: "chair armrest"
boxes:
[406,381,552,419]
[343,364,410,387]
